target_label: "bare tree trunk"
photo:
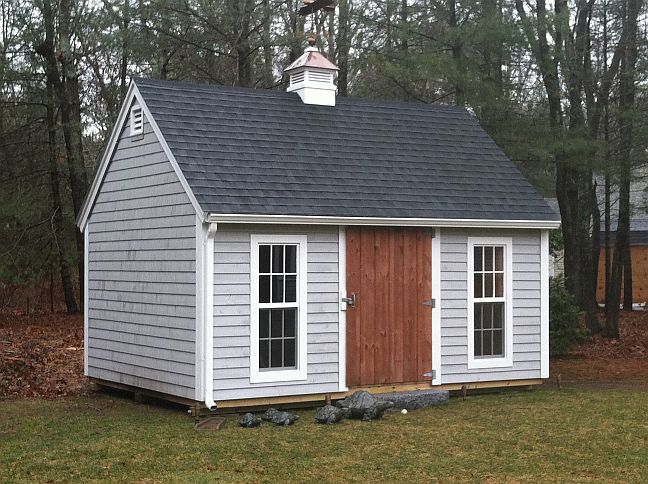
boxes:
[337,0,351,96]
[261,0,274,88]
[448,0,464,106]
[58,0,88,311]
[45,52,78,314]
[623,245,633,309]
[606,0,643,336]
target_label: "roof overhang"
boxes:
[206,213,562,230]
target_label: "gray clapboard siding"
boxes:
[439,229,542,384]
[87,109,197,400]
[212,224,340,401]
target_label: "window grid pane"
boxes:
[473,243,506,360]
[257,242,299,370]
[474,302,505,358]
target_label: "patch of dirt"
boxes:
[572,310,648,359]
[550,310,648,389]
[0,311,91,399]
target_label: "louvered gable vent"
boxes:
[130,104,143,136]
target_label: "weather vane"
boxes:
[298,0,335,17]
[299,0,336,42]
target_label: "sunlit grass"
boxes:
[1,387,647,483]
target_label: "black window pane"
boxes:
[474,274,483,299]
[483,303,493,329]
[271,275,284,302]
[285,245,297,273]
[272,245,284,273]
[259,310,270,338]
[259,245,271,273]
[474,247,483,271]
[483,330,492,355]
[259,340,270,368]
[270,340,283,367]
[271,309,283,337]
[485,247,493,271]
[493,302,504,329]
[493,329,503,356]
[284,338,296,367]
[259,275,270,303]
[285,275,297,302]
[474,331,482,357]
[495,273,504,297]
[474,303,483,329]
[495,246,504,271]
[484,272,493,297]
[284,309,296,337]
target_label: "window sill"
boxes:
[467,357,513,370]
[250,368,307,384]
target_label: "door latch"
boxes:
[342,292,356,308]
[422,299,435,308]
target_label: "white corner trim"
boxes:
[207,213,561,230]
[76,81,204,231]
[431,228,442,385]
[194,216,205,401]
[202,222,217,409]
[249,234,308,384]
[83,223,89,376]
[466,236,514,370]
[541,230,550,378]
[338,226,348,391]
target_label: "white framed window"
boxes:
[130,104,143,136]
[250,234,308,383]
[467,237,513,369]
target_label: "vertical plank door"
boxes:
[346,227,433,387]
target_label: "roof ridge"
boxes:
[133,76,470,114]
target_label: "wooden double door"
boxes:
[346,227,433,387]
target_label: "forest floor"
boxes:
[1,309,648,398]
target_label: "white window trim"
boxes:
[130,104,143,136]
[250,234,308,383]
[467,236,513,369]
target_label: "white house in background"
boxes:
[77,44,560,411]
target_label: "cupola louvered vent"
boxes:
[308,71,332,83]
[290,71,305,85]
[130,105,143,136]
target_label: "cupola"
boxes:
[284,36,339,106]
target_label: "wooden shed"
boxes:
[77,45,559,410]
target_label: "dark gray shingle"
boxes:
[136,78,558,222]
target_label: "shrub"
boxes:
[550,276,589,356]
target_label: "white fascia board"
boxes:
[207,213,562,230]
[76,81,204,231]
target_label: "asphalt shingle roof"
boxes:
[135,78,558,221]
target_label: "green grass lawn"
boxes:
[1,387,647,483]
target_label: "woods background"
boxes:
[0,0,646,337]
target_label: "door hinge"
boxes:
[423,370,436,379]
[342,292,356,308]
[422,299,435,308]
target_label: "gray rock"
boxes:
[262,408,299,426]
[376,389,450,411]
[314,405,350,424]
[336,391,394,421]
[239,412,262,428]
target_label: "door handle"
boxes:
[342,292,356,308]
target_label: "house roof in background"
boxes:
[134,78,559,223]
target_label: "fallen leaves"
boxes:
[572,310,648,359]
[0,310,91,399]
